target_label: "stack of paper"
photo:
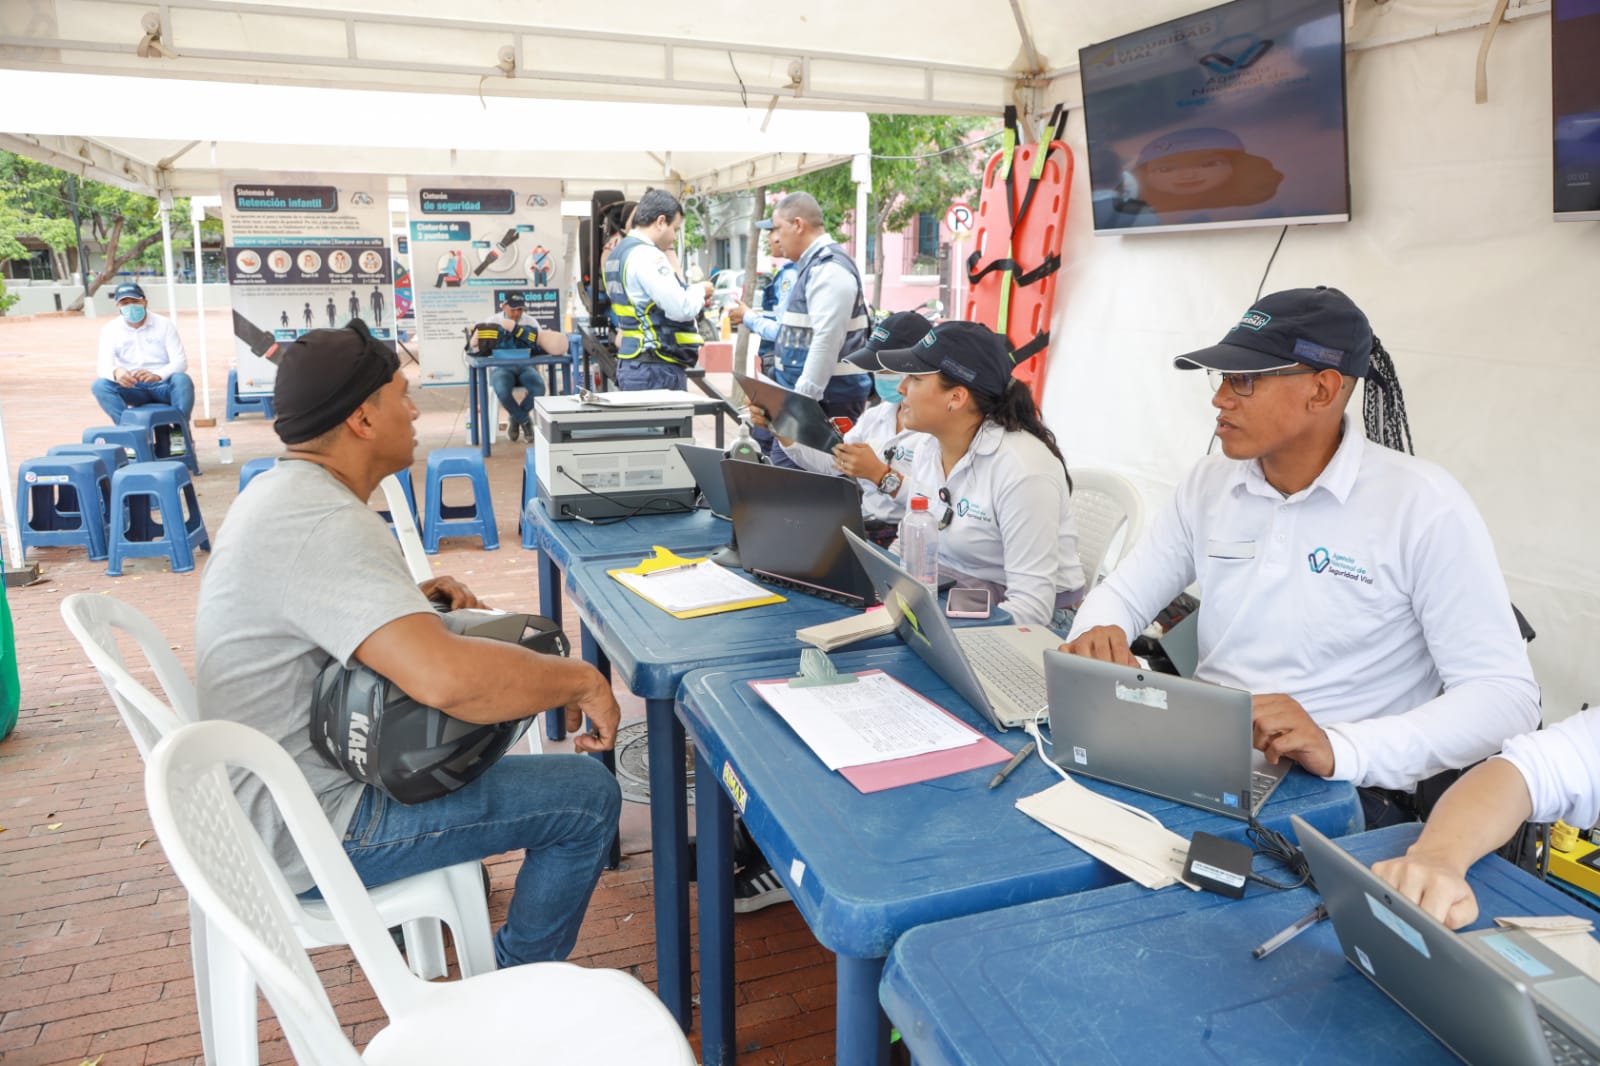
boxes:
[751,671,979,770]
[577,388,701,408]
[612,558,781,618]
[795,607,897,652]
[1494,916,1600,980]
[1015,779,1197,891]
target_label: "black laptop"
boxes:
[722,461,877,607]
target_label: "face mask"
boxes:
[119,304,147,325]
[874,373,904,404]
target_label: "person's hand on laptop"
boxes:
[1060,626,1139,668]
[418,575,484,611]
[1251,693,1335,777]
[1371,851,1479,930]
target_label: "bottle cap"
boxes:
[910,495,929,511]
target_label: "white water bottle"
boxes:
[898,495,939,590]
[218,435,233,465]
[726,419,762,463]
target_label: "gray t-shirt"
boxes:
[195,460,432,891]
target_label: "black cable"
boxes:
[554,465,694,525]
[1254,226,1289,302]
[1246,815,1315,892]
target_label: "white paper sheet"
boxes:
[751,671,980,770]
[577,388,702,408]
[1016,778,1196,891]
[614,560,771,613]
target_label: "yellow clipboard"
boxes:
[607,546,785,620]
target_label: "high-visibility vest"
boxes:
[772,243,869,395]
[602,237,703,367]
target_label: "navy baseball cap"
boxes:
[112,282,147,303]
[849,320,1015,399]
[1173,286,1374,378]
[859,311,933,357]
[502,293,526,310]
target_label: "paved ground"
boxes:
[0,311,840,1064]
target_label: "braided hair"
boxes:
[1361,336,1414,455]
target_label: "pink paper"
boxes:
[839,729,1011,793]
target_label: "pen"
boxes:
[644,561,702,578]
[987,740,1037,790]
[1251,902,1329,960]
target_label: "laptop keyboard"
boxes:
[1543,1017,1600,1066]
[1249,771,1278,808]
[956,630,1047,718]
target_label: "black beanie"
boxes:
[273,321,400,445]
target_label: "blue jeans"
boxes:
[91,372,196,422]
[490,366,545,427]
[616,358,687,392]
[336,752,621,968]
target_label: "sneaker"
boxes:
[517,420,533,442]
[733,857,791,913]
[507,420,521,442]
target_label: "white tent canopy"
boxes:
[0,70,869,199]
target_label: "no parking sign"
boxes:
[945,201,975,235]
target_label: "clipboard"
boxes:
[754,651,1011,794]
[608,546,785,619]
[734,372,845,453]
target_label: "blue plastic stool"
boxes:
[120,405,199,475]
[238,457,278,493]
[48,442,129,475]
[83,425,154,464]
[17,455,111,561]
[422,448,498,552]
[106,461,211,576]
[226,368,276,421]
[377,469,421,537]
[520,447,540,550]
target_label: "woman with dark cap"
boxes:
[847,320,1084,628]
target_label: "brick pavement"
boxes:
[0,312,841,1065]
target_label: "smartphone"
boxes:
[945,587,992,619]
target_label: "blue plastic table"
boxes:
[561,554,903,1031]
[466,352,573,458]
[678,646,1364,1066]
[881,822,1600,1065]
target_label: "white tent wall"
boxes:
[1043,13,1599,724]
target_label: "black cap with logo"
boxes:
[847,319,1015,399]
[1173,286,1374,378]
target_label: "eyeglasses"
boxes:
[937,487,954,531]
[1206,367,1315,397]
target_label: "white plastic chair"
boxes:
[1070,467,1147,593]
[59,593,495,1066]
[146,719,697,1066]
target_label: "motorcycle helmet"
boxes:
[310,611,569,805]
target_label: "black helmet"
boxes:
[310,612,569,805]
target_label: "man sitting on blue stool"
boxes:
[93,282,196,423]
[484,293,567,443]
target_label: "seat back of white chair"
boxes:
[60,592,197,756]
[145,720,369,1066]
[1069,468,1146,592]
[380,473,431,584]
[148,719,429,1015]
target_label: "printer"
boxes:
[533,395,698,521]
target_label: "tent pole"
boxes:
[190,200,215,425]
[158,192,179,327]
[851,154,871,272]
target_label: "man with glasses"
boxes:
[1064,287,1538,827]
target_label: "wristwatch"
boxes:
[876,467,903,495]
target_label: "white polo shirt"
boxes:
[1069,413,1540,791]
[97,311,187,381]
[1497,709,1600,830]
[783,401,925,524]
[902,420,1085,626]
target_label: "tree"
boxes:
[0,152,216,308]
[785,114,989,305]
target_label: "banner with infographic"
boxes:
[404,177,563,385]
[220,173,394,394]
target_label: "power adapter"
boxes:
[1184,831,1254,899]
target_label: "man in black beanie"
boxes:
[195,322,623,967]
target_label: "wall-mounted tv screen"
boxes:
[1080,0,1349,235]
[1554,0,1600,221]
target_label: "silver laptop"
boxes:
[843,528,1059,731]
[1042,651,1290,820]
[1295,816,1600,1065]
[675,444,734,520]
